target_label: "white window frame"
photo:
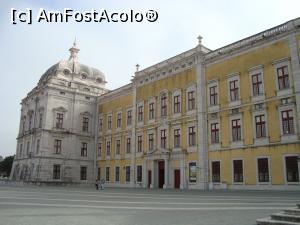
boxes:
[232,158,245,185]
[227,73,241,107]
[115,136,121,159]
[125,134,132,158]
[158,126,168,151]
[147,130,155,152]
[159,90,168,119]
[282,154,300,185]
[172,125,181,151]
[105,138,111,160]
[278,104,297,143]
[211,160,221,184]
[252,109,269,146]
[136,133,143,157]
[187,123,197,152]
[148,97,156,123]
[207,79,219,112]
[116,111,122,131]
[126,108,133,128]
[137,101,144,126]
[172,89,182,118]
[208,118,221,151]
[107,112,112,132]
[230,114,243,148]
[248,65,265,102]
[186,84,197,115]
[256,156,271,185]
[272,57,293,97]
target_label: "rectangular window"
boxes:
[212,161,220,183]
[54,139,61,154]
[138,106,143,122]
[161,95,167,116]
[115,166,120,182]
[106,167,110,181]
[99,118,103,132]
[107,115,112,130]
[116,140,120,155]
[174,129,180,148]
[209,86,218,106]
[255,115,266,138]
[257,158,269,182]
[277,66,290,90]
[285,156,299,182]
[148,133,154,151]
[36,139,40,154]
[137,135,142,152]
[106,141,111,156]
[188,91,195,110]
[252,73,263,96]
[39,113,43,128]
[98,143,102,157]
[160,129,167,149]
[28,114,32,130]
[210,123,219,144]
[188,127,196,146]
[82,117,89,132]
[137,165,142,183]
[149,102,154,120]
[126,166,130,182]
[233,160,243,183]
[282,110,294,134]
[127,110,132,126]
[173,95,181,114]
[19,144,23,157]
[80,166,87,180]
[126,138,131,154]
[26,141,30,155]
[229,80,239,101]
[53,164,61,180]
[56,113,63,129]
[232,119,241,141]
[81,142,87,157]
[117,113,121,128]
[189,162,197,183]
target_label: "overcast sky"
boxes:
[0,0,299,157]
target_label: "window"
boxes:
[137,165,142,182]
[126,138,131,154]
[117,113,121,128]
[148,133,154,151]
[149,102,154,120]
[54,139,61,154]
[39,113,43,128]
[127,110,132,126]
[116,140,120,155]
[137,136,142,152]
[188,91,195,110]
[257,158,269,182]
[255,115,266,138]
[115,166,120,182]
[106,167,110,181]
[229,80,239,101]
[19,144,23,157]
[160,129,167,149]
[209,86,218,106]
[22,117,26,133]
[99,118,103,132]
[138,106,143,122]
[174,129,180,148]
[82,117,89,132]
[233,160,243,182]
[252,73,263,96]
[26,141,30,155]
[106,141,111,156]
[28,114,33,130]
[53,164,61,180]
[285,156,299,182]
[188,127,196,146]
[281,110,294,134]
[107,115,112,130]
[173,95,181,114]
[212,161,220,182]
[80,166,87,180]
[126,166,130,182]
[98,143,102,157]
[210,123,219,144]
[189,162,197,183]
[277,66,290,90]
[36,139,40,154]
[81,142,87,157]
[232,119,241,141]
[56,113,63,129]
[161,94,167,117]
[97,167,101,180]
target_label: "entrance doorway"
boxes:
[174,169,180,189]
[158,161,165,188]
[148,170,152,188]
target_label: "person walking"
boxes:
[95,179,99,190]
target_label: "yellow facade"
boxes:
[97,18,300,190]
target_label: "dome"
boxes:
[38,40,106,85]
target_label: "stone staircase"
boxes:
[257,204,300,225]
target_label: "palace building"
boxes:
[11,17,300,190]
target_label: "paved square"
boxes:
[0,185,299,225]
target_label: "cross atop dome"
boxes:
[69,37,80,61]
